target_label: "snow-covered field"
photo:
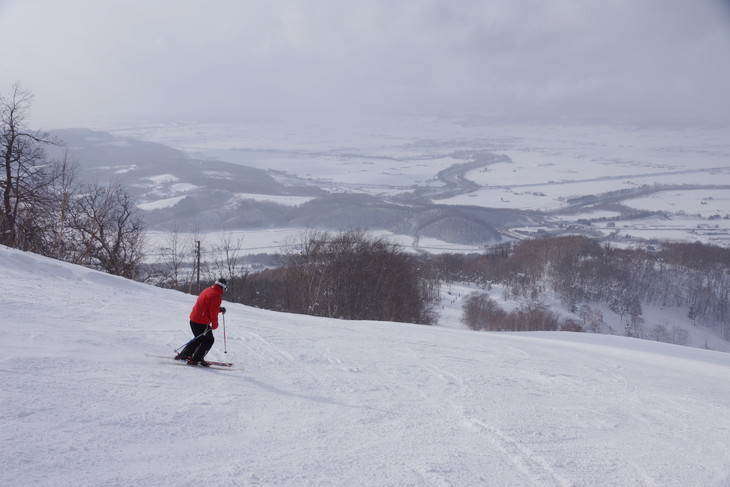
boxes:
[145,227,486,261]
[107,117,730,247]
[3,245,730,486]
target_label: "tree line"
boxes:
[150,229,441,326]
[1,84,144,278]
[263,230,439,325]
[150,229,730,345]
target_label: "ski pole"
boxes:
[222,313,228,354]
[174,327,210,354]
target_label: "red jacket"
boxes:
[190,284,224,330]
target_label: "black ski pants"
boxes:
[179,321,215,361]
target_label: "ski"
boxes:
[201,360,235,367]
[145,353,243,371]
[165,360,243,371]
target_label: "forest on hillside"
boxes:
[156,231,729,347]
[430,237,730,343]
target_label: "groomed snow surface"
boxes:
[2,245,730,487]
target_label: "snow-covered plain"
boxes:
[107,117,730,247]
[144,227,487,261]
[3,245,730,486]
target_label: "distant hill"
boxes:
[50,128,533,244]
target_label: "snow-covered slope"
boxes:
[2,245,730,487]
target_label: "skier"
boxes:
[175,278,228,366]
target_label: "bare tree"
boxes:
[282,230,438,324]
[210,232,245,283]
[18,151,81,258]
[579,304,605,334]
[462,292,506,331]
[155,227,189,289]
[649,324,670,343]
[0,83,58,248]
[69,183,145,279]
[49,152,81,258]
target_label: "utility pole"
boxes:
[196,240,201,292]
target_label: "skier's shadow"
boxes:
[242,376,390,414]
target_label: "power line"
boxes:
[144,243,290,258]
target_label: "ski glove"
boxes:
[220,307,226,314]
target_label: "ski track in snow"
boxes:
[418,358,570,487]
[3,245,730,486]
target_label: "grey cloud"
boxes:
[1,0,729,126]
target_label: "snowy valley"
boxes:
[53,117,730,250]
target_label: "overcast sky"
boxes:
[2,0,730,127]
